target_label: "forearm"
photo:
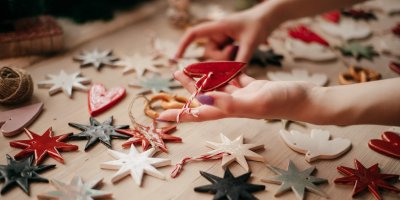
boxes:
[297,78,400,126]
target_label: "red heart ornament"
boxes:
[88,84,126,116]
[389,62,400,75]
[183,61,246,92]
[288,25,330,47]
[369,131,400,159]
[0,102,43,137]
[322,11,341,24]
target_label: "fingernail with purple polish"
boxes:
[156,118,173,122]
[197,95,214,105]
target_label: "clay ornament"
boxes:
[376,34,400,57]
[0,102,43,137]
[38,70,91,98]
[338,42,379,61]
[144,93,199,119]
[360,0,400,15]
[74,49,118,71]
[321,11,341,24]
[280,129,351,162]
[116,54,161,78]
[267,69,328,86]
[334,159,400,200]
[250,49,284,67]
[319,19,371,41]
[369,130,400,159]
[285,39,336,61]
[10,127,78,165]
[100,145,170,186]
[0,66,34,105]
[288,25,329,47]
[129,75,181,95]
[341,9,377,21]
[88,84,126,117]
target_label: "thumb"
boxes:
[235,38,257,63]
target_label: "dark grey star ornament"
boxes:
[194,169,265,200]
[262,160,328,200]
[68,116,130,151]
[0,155,55,196]
[251,49,284,67]
[129,75,182,94]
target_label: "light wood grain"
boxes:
[0,1,400,200]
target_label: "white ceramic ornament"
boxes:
[38,70,91,97]
[280,129,351,162]
[267,69,328,86]
[361,0,400,14]
[319,19,371,41]
[285,39,336,61]
[100,145,170,186]
[376,34,400,57]
[116,54,161,78]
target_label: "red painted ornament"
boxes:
[183,61,246,92]
[392,23,400,37]
[389,62,400,75]
[288,25,329,47]
[334,159,400,200]
[118,122,181,153]
[369,131,400,159]
[88,84,126,116]
[322,11,341,24]
[9,127,78,165]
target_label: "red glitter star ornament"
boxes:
[322,11,341,24]
[369,131,400,158]
[288,25,329,47]
[334,159,400,200]
[9,128,78,165]
[118,121,181,153]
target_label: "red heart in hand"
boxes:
[88,84,126,116]
[0,102,43,137]
[183,61,246,92]
[321,11,341,24]
[369,131,400,159]
[288,25,330,47]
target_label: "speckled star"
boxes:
[9,127,78,165]
[116,54,161,78]
[38,176,112,200]
[0,155,55,195]
[129,75,181,94]
[262,160,328,200]
[68,116,130,151]
[194,169,265,200]
[100,145,170,186]
[334,159,400,200]
[338,42,379,61]
[74,49,118,70]
[251,49,284,67]
[206,133,265,172]
[38,70,91,97]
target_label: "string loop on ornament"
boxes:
[171,152,225,178]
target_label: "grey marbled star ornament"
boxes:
[262,160,328,200]
[0,155,55,195]
[74,49,118,70]
[38,70,91,97]
[129,75,182,94]
[37,176,112,200]
[68,116,130,151]
[116,53,162,78]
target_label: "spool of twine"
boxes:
[0,66,34,105]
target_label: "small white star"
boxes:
[100,145,170,186]
[74,49,118,70]
[38,70,91,97]
[116,54,161,78]
[206,133,265,171]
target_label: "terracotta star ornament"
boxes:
[9,127,78,165]
[68,116,130,151]
[100,145,170,186]
[118,121,181,153]
[116,53,161,78]
[0,155,55,195]
[129,75,181,94]
[38,176,112,200]
[194,169,265,200]
[334,159,400,200]
[262,160,329,200]
[38,70,91,98]
[74,49,118,70]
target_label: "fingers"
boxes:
[204,44,237,61]
[237,73,255,87]
[235,37,258,62]
[175,21,223,59]
[173,71,197,93]
[157,106,225,122]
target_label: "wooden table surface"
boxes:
[1,1,399,200]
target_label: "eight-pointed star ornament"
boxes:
[37,176,112,200]
[129,75,182,94]
[338,42,379,61]
[100,145,171,186]
[284,39,336,61]
[116,53,161,78]
[9,127,78,165]
[206,133,265,172]
[334,159,400,200]
[68,116,130,151]
[250,48,284,67]
[74,49,118,70]
[0,155,55,195]
[194,169,265,200]
[38,70,91,98]
[262,160,329,200]
[318,18,371,41]
[118,122,181,153]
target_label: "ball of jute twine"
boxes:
[0,66,34,105]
